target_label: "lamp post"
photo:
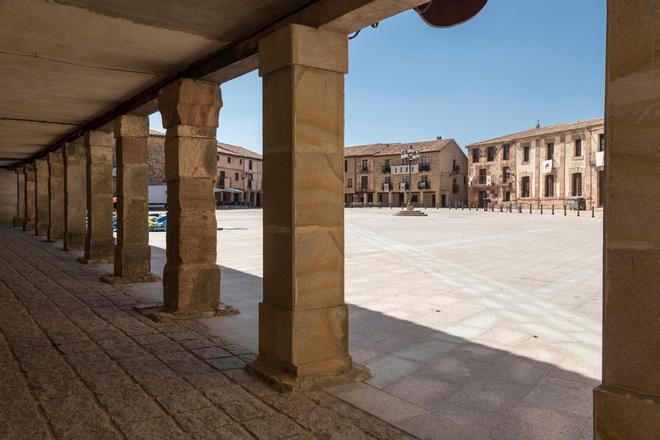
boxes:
[400,145,420,211]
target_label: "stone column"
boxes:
[103,114,157,282]
[13,166,25,227]
[81,131,114,263]
[63,140,87,251]
[250,24,367,390]
[34,158,49,236]
[158,79,223,315]
[47,150,64,241]
[23,164,36,231]
[593,1,660,438]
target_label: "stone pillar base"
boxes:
[13,218,24,227]
[134,303,238,323]
[64,232,86,251]
[594,385,660,440]
[78,256,113,265]
[247,358,371,392]
[23,221,35,231]
[100,273,161,284]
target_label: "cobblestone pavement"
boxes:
[0,226,415,440]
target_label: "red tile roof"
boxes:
[467,118,604,148]
[345,138,455,157]
[150,130,262,160]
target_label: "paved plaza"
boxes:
[150,207,602,439]
[0,208,602,439]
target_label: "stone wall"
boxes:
[147,134,165,185]
[0,169,17,224]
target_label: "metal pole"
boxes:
[529,203,532,214]
[592,206,595,218]
[564,204,567,216]
[540,205,543,215]
[552,204,555,215]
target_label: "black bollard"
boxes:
[519,204,522,213]
[540,205,543,215]
[564,205,567,216]
[492,204,495,212]
[577,205,580,217]
[529,204,532,214]
[592,206,595,218]
[552,204,555,215]
[500,204,503,213]
[509,203,512,213]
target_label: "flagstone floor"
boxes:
[0,226,413,440]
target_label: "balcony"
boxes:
[381,165,391,173]
[419,163,431,172]
[382,182,393,191]
[356,185,374,193]
[418,181,431,190]
[359,165,370,173]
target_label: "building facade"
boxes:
[344,139,468,208]
[466,118,605,208]
[148,130,263,206]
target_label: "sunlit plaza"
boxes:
[140,208,600,439]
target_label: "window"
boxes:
[361,159,369,172]
[572,173,582,196]
[384,176,391,185]
[546,143,554,160]
[219,171,225,187]
[464,176,467,185]
[504,191,511,202]
[344,160,348,172]
[240,159,242,165]
[502,166,510,183]
[347,178,352,188]
[472,148,480,162]
[235,172,239,181]
[523,145,530,162]
[420,157,430,171]
[599,134,605,151]
[249,160,253,170]
[575,139,582,157]
[227,157,231,163]
[403,175,410,189]
[360,175,368,189]
[502,144,510,160]
[452,177,459,193]
[479,169,487,184]
[487,146,495,162]
[521,176,531,197]
[384,159,390,167]
[545,174,554,197]
[421,175,429,184]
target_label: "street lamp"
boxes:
[400,145,420,210]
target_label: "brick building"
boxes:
[148,130,262,206]
[344,139,468,208]
[466,118,605,208]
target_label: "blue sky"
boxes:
[150,0,606,153]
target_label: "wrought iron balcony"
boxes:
[419,163,431,172]
[381,165,391,173]
[418,181,431,190]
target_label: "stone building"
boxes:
[148,130,263,206]
[344,139,468,208]
[466,118,605,208]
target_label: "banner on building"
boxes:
[384,183,390,192]
[399,182,407,191]
[542,160,553,173]
[595,151,605,167]
[391,164,419,175]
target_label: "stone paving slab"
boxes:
[0,226,415,440]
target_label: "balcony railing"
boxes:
[419,163,431,172]
[418,181,431,190]
[359,165,370,173]
[381,165,391,173]
[356,185,374,193]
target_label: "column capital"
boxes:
[158,79,221,129]
[64,139,86,156]
[115,114,149,138]
[84,130,114,147]
[258,24,348,76]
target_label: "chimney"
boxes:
[436,136,442,140]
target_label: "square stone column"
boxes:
[81,130,115,264]
[157,79,225,316]
[47,150,64,242]
[34,158,49,236]
[23,164,36,231]
[102,114,158,283]
[13,166,25,227]
[593,1,660,438]
[249,24,368,390]
[63,140,87,251]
